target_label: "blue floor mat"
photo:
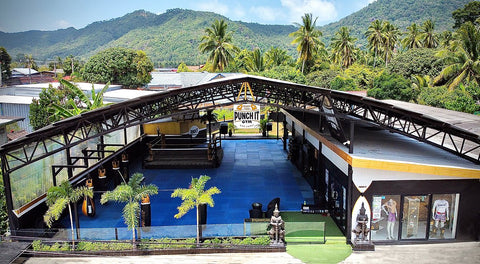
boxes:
[65,140,309,236]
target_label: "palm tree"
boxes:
[171,175,221,245]
[245,48,266,72]
[100,172,158,244]
[331,26,358,69]
[51,79,111,119]
[289,13,324,73]
[382,21,401,67]
[44,181,93,247]
[439,31,454,50]
[402,23,422,49]
[265,47,291,69]
[200,109,218,143]
[199,19,239,72]
[434,22,480,90]
[366,19,385,68]
[420,19,439,48]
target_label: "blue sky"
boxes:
[0,0,376,33]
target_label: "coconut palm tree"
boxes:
[382,21,401,67]
[100,172,158,244]
[199,19,239,72]
[402,23,422,49]
[366,19,385,68]
[51,79,111,119]
[331,26,358,69]
[439,31,454,50]
[289,13,324,73]
[44,181,93,247]
[171,175,221,245]
[420,19,439,48]
[245,48,266,72]
[434,22,480,90]
[265,47,291,69]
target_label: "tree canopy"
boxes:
[82,47,154,88]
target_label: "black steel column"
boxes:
[346,165,353,243]
[1,156,19,235]
[349,121,354,154]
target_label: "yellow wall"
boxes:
[143,120,205,135]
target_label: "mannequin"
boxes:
[382,199,397,240]
[432,198,449,238]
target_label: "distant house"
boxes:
[9,68,56,85]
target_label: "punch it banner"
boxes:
[234,104,260,129]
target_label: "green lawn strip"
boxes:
[281,212,352,263]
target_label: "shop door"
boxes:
[400,195,430,240]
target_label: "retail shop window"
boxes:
[371,195,400,241]
[429,194,459,240]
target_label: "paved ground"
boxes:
[21,242,480,264]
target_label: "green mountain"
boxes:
[0,0,473,66]
[319,0,473,48]
[0,9,296,66]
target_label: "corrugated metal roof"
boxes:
[0,95,34,105]
[12,68,39,75]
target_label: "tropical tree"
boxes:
[452,1,480,29]
[366,19,385,68]
[382,21,401,67]
[420,19,439,48]
[171,175,221,245]
[200,109,218,143]
[199,19,239,72]
[0,47,12,85]
[434,22,480,90]
[289,13,324,73]
[100,173,158,244]
[82,47,154,88]
[330,26,358,69]
[402,23,422,49]
[265,47,292,69]
[51,79,111,119]
[439,31,454,50]
[44,181,93,247]
[245,48,266,72]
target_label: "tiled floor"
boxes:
[67,139,311,239]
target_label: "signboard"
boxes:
[189,126,199,137]
[234,104,260,129]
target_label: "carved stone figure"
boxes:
[267,204,285,245]
[352,202,370,242]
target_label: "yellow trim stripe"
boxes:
[281,109,480,179]
[352,158,480,179]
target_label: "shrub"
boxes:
[306,69,340,89]
[368,72,417,101]
[330,76,358,91]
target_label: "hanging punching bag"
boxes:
[82,178,96,217]
[141,195,151,227]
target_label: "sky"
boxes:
[0,0,376,33]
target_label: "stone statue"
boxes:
[352,202,370,243]
[267,204,285,245]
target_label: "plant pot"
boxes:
[228,130,232,137]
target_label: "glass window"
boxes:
[429,194,459,240]
[401,195,430,239]
[371,195,400,241]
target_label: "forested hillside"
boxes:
[319,0,473,47]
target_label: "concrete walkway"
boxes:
[341,242,480,264]
[22,242,480,264]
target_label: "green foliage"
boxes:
[330,76,358,91]
[171,175,221,244]
[199,19,239,72]
[368,72,417,101]
[343,63,379,90]
[29,84,74,130]
[306,69,340,89]
[82,47,153,88]
[0,170,8,235]
[213,108,233,121]
[177,62,191,72]
[257,65,306,84]
[100,172,158,243]
[417,83,480,113]
[76,241,133,251]
[0,47,12,82]
[32,240,70,251]
[289,13,325,73]
[63,55,82,76]
[244,48,266,72]
[387,48,444,79]
[139,238,196,249]
[330,27,358,69]
[452,1,480,29]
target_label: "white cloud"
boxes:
[55,19,73,29]
[249,6,280,23]
[196,0,229,17]
[281,0,338,23]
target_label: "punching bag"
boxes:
[82,178,96,217]
[141,195,151,227]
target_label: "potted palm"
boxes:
[171,175,221,245]
[228,122,234,137]
[259,118,272,137]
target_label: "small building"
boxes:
[0,116,24,145]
